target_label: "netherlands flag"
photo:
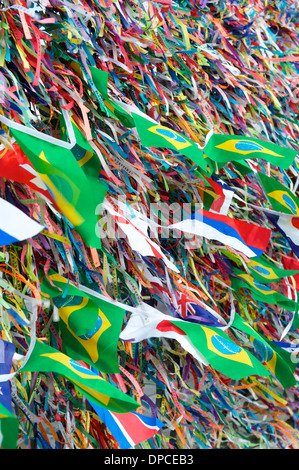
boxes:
[170,209,271,258]
[88,401,165,448]
[0,197,43,246]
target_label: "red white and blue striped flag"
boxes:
[0,197,43,246]
[170,208,271,258]
[89,400,164,449]
[267,212,299,258]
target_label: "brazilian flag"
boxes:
[130,112,208,171]
[60,115,107,211]
[231,269,298,311]
[40,269,126,374]
[22,340,138,413]
[258,172,299,215]
[204,133,297,169]
[10,123,107,249]
[231,313,296,388]
[246,255,299,284]
[156,318,269,381]
[89,66,210,172]
[0,403,19,449]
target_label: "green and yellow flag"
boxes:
[258,172,299,215]
[40,270,126,374]
[246,255,299,284]
[89,66,210,172]
[130,112,208,171]
[231,313,296,388]
[10,124,107,249]
[230,269,298,311]
[121,310,270,381]
[183,321,269,380]
[22,339,138,413]
[60,116,107,209]
[204,133,297,169]
[0,402,19,449]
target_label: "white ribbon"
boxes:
[0,113,75,150]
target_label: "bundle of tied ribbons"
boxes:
[0,0,299,450]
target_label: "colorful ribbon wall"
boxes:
[0,0,299,450]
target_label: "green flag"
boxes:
[130,112,208,171]
[89,67,210,172]
[246,255,299,284]
[60,116,106,191]
[232,160,254,175]
[230,269,298,311]
[40,269,125,374]
[204,133,297,169]
[231,313,296,388]
[120,309,270,381]
[258,172,299,215]
[22,339,138,413]
[0,403,19,449]
[166,320,269,381]
[89,67,135,128]
[10,124,107,249]
[60,116,107,215]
